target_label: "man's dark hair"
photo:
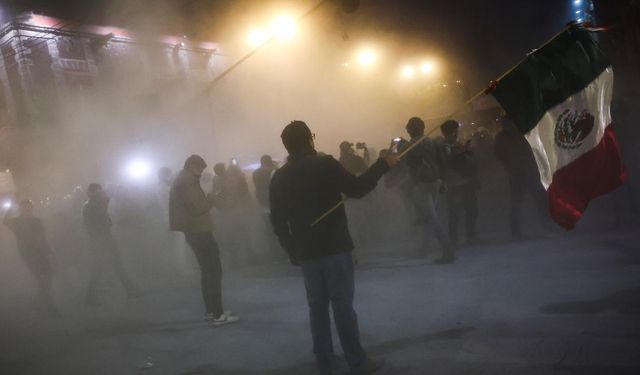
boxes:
[184,154,207,170]
[281,120,313,155]
[213,163,226,176]
[260,155,273,165]
[440,120,460,134]
[87,183,102,194]
[406,117,425,138]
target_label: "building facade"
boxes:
[0,13,224,174]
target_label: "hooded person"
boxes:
[269,120,397,375]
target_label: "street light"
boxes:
[246,15,298,47]
[420,60,436,75]
[401,65,416,79]
[126,159,152,181]
[354,47,379,68]
[270,15,297,41]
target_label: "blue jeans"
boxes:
[301,252,366,370]
[410,181,454,257]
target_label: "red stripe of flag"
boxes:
[548,124,627,229]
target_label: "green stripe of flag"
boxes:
[491,26,610,134]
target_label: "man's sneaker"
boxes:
[211,313,240,327]
[351,357,385,375]
[204,311,233,321]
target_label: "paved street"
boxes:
[1,227,639,375]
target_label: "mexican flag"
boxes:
[490,25,627,230]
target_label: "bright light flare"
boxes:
[126,160,152,181]
[420,61,436,75]
[355,48,378,67]
[247,28,270,47]
[401,65,416,79]
[270,16,297,41]
[2,200,12,209]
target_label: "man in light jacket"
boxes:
[170,154,239,326]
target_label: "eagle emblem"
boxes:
[554,109,595,150]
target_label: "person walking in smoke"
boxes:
[494,117,550,238]
[253,155,277,209]
[83,183,141,306]
[440,120,480,245]
[212,160,255,267]
[270,121,397,375]
[170,155,239,326]
[3,199,58,314]
[252,154,282,262]
[402,117,456,264]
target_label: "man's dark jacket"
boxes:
[269,152,388,262]
[402,137,446,184]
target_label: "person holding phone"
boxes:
[170,155,239,326]
[339,141,370,176]
[440,120,480,246]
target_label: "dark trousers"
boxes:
[184,232,224,317]
[446,183,478,244]
[301,252,366,370]
[509,178,549,237]
[19,249,55,311]
[86,233,135,302]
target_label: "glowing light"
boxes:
[270,16,297,41]
[126,160,152,181]
[420,61,436,75]
[2,200,11,209]
[401,65,416,79]
[355,48,378,67]
[574,0,582,5]
[247,28,270,47]
[577,18,583,22]
[575,10,581,14]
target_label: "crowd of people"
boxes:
[1,115,573,374]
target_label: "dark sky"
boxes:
[1,0,604,88]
